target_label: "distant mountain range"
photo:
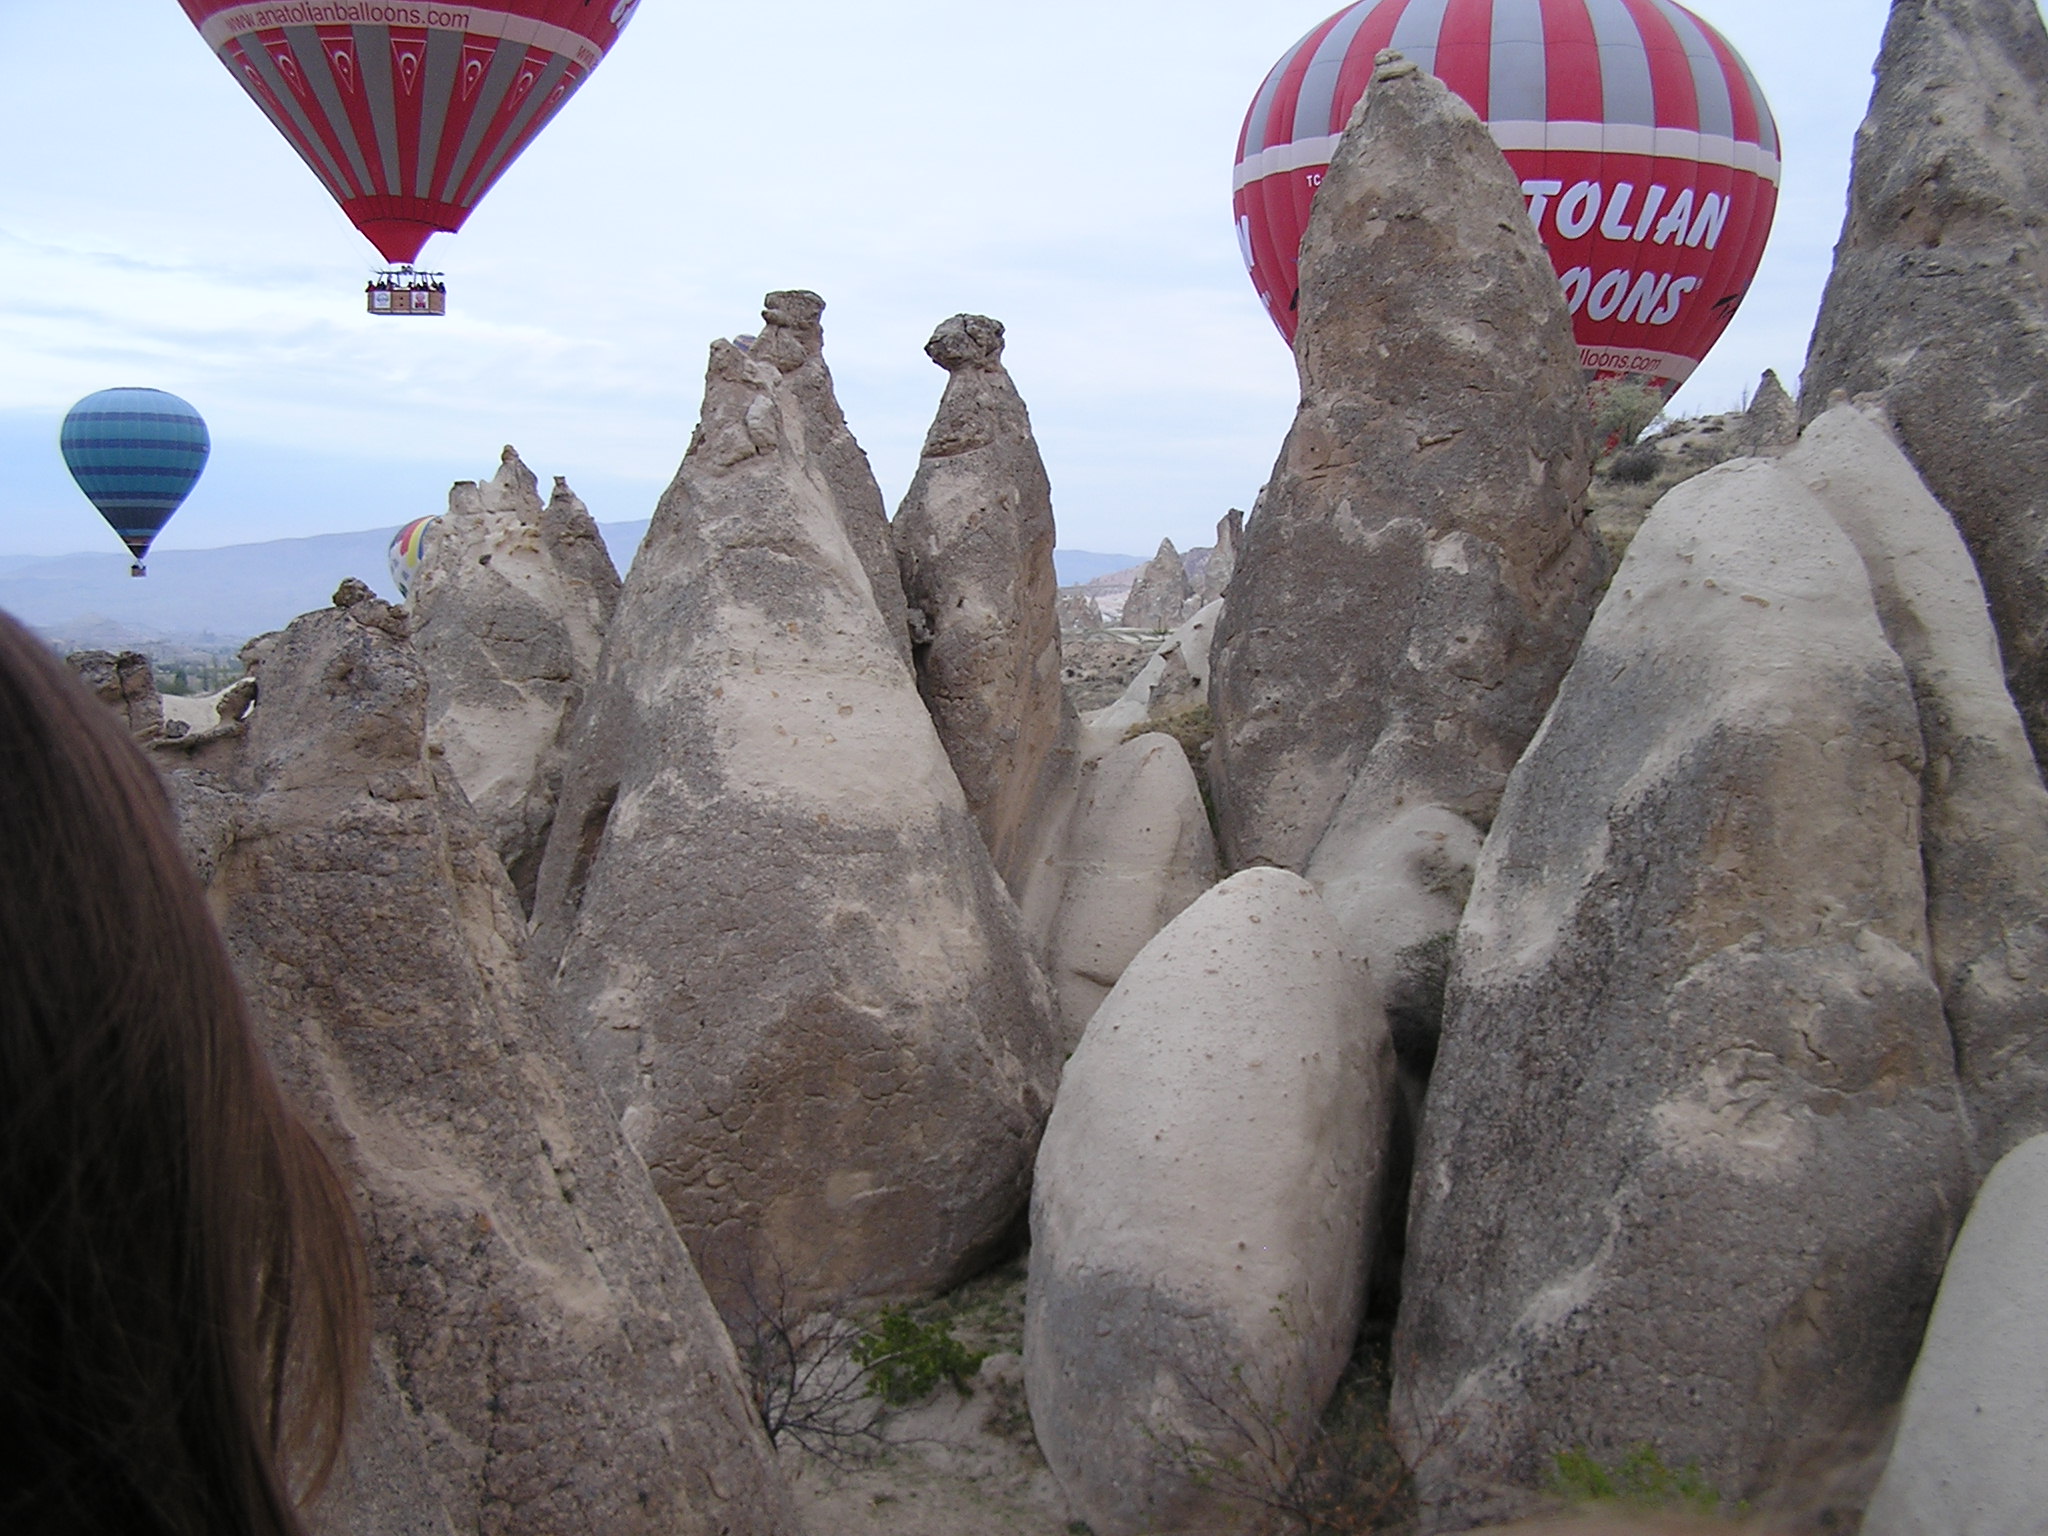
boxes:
[0,524,1145,657]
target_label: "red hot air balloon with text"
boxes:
[177,0,642,307]
[1234,0,1779,397]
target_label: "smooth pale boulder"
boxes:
[749,289,913,669]
[411,448,620,908]
[891,314,1074,895]
[1785,403,2048,1170]
[530,342,1060,1322]
[1802,0,2048,767]
[1044,732,1218,1048]
[1026,869,1395,1536]
[192,584,797,1536]
[1862,1133,2048,1535]
[1209,56,1605,878]
[1083,599,1224,748]
[1392,458,1971,1528]
[1120,539,1191,633]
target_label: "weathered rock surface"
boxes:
[1801,0,2048,767]
[189,584,797,1536]
[749,289,913,669]
[1198,508,1243,608]
[1119,539,1192,633]
[1027,869,1394,1536]
[1056,589,1104,631]
[1044,732,1218,1048]
[411,448,620,909]
[1209,55,1605,876]
[1862,1133,2048,1535]
[531,342,1061,1322]
[1744,368,1800,452]
[1085,600,1224,746]
[891,314,1074,895]
[67,648,164,741]
[1785,404,2048,1172]
[1392,458,1972,1526]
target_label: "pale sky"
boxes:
[0,1,1913,560]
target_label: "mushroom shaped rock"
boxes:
[1784,403,2048,1171]
[1209,55,1606,879]
[412,448,621,911]
[530,341,1061,1323]
[1392,456,1972,1527]
[1802,0,2048,769]
[1026,868,1394,1536]
[1044,731,1218,1049]
[199,586,797,1536]
[891,314,1075,900]
[1863,1133,2048,1535]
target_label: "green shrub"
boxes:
[1590,376,1667,449]
[1606,442,1665,484]
[851,1308,987,1406]
[1549,1443,1726,1517]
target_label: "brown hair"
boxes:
[0,611,365,1535]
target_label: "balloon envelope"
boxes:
[177,1,641,265]
[1234,0,1780,396]
[388,515,439,600]
[60,389,211,561]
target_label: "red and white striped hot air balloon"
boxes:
[177,0,641,270]
[1234,0,1780,397]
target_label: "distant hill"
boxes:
[2,525,1146,655]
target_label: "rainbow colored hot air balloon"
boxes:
[60,389,211,577]
[176,1,641,268]
[1234,0,1780,397]
[387,514,439,600]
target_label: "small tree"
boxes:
[1589,376,1667,449]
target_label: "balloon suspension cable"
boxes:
[366,264,449,317]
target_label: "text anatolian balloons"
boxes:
[1235,0,1780,396]
[177,1,643,265]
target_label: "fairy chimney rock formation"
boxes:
[1745,368,1800,451]
[1802,0,2048,766]
[193,584,797,1536]
[410,447,620,908]
[531,340,1061,1323]
[1211,53,1606,1040]
[749,289,914,668]
[1198,507,1243,608]
[891,313,1075,897]
[1783,403,2048,1169]
[1118,539,1192,632]
[1027,869,1395,1536]
[1392,455,1970,1527]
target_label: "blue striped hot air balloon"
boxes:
[60,389,211,577]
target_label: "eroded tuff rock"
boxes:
[187,583,796,1536]
[891,314,1074,896]
[1784,404,2048,1170]
[1119,539,1192,633]
[1085,600,1225,746]
[531,342,1061,1322]
[411,448,620,909]
[1863,1134,2048,1535]
[1044,732,1218,1048]
[1026,870,1393,1536]
[1744,368,1800,452]
[1392,458,1971,1527]
[1802,0,2048,766]
[749,289,913,669]
[1198,508,1243,608]
[1211,55,1604,1075]
[1209,56,1605,888]
[67,649,163,741]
